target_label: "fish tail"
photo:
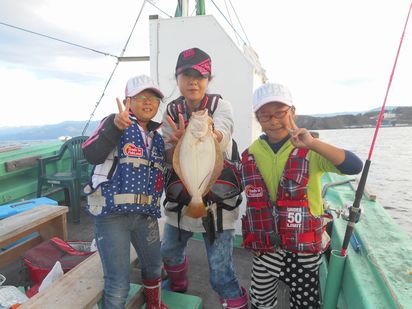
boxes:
[185,201,207,218]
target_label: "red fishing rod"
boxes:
[340,2,412,256]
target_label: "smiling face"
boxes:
[128,89,161,128]
[177,69,209,109]
[256,102,294,143]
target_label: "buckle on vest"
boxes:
[135,194,152,204]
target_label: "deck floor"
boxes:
[1,208,290,308]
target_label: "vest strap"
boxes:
[119,157,164,172]
[281,230,319,244]
[114,193,153,205]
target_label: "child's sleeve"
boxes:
[82,114,123,164]
[335,150,363,175]
[314,149,363,175]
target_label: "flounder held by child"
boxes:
[172,109,223,218]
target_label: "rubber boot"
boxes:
[219,287,248,309]
[142,278,169,309]
[163,256,188,292]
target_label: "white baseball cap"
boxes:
[252,82,293,112]
[125,75,164,99]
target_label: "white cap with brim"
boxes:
[252,82,293,112]
[125,75,164,99]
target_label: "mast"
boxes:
[175,0,205,17]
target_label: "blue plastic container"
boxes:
[0,197,58,219]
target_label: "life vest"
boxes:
[85,122,165,217]
[241,147,330,254]
[241,150,279,253]
[165,94,220,126]
[164,94,243,234]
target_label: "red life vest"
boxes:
[241,150,279,253]
[241,147,330,254]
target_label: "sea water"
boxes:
[317,126,412,238]
[1,128,411,238]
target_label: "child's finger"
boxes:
[289,112,298,130]
[116,98,123,114]
[166,115,178,131]
[178,113,185,130]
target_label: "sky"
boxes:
[1,0,411,129]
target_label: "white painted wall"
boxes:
[149,14,258,233]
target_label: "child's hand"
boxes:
[165,113,186,145]
[288,113,314,149]
[114,98,133,130]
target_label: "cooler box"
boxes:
[0,197,58,219]
[0,197,59,251]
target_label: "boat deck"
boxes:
[1,208,290,308]
[67,210,290,308]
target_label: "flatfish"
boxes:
[173,109,224,218]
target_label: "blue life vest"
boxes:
[85,122,165,217]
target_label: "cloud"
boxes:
[0,0,411,126]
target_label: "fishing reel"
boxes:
[342,204,363,223]
[324,199,362,223]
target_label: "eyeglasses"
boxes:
[129,95,161,104]
[257,107,291,122]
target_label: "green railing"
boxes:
[0,142,65,205]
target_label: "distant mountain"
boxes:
[309,111,361,117]
[0,120,100,141]
[297,106,412,130]
[308,105,400,118]
[1,106,411,141]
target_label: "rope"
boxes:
[209,0,247,45]
[82,0,147,135]
[146,0,173,18]
[223,0,240,45]
[227,0,251,45]
[0,22,118,58]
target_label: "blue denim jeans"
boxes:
[94,213,162,309]
[161,223,242,299]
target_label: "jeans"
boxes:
[161,223,242,299]
[94,213,162,309]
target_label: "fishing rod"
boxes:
[340,2,412,257]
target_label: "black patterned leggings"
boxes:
[249,250,322,309]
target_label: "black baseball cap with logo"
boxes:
[175,47,212,78]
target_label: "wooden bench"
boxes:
[19,218,202,309]
[20,249,142,309]
[0,205,68,268]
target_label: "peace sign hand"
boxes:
[165,113,186,145]
[114,98,133,130]
[288,112,314,149]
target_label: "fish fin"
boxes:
[185,200,207,218]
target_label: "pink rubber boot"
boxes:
[219,287,248,309]
[163,256,188,292]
